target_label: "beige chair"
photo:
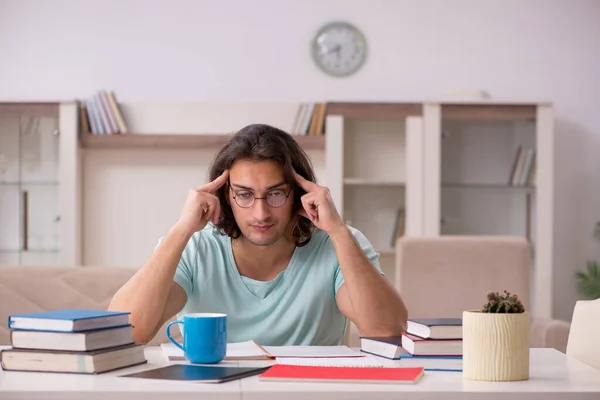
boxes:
[0,266,180,346]
[566,298,600,369]
[395,236,571,352]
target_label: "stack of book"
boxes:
[0,309,147,374]
[360,318,463,371]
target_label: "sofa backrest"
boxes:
[395,236,531,318]
[0,266,180,346]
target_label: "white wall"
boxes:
[1,0,599,321]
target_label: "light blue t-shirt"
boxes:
[168,224,383,346]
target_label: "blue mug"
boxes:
[166,313,227,364]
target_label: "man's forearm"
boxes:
[108,223,192,342]
[329,225,408,336]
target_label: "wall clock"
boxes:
[311,21,367,77]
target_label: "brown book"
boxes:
[80,104,91,134]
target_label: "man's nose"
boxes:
[253,198,272,220]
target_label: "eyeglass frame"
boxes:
[228,181,293,209]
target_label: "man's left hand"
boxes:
[294,171,346,234]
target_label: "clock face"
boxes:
[311,22,367,77]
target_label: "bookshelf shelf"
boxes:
[343,178,405,186]
[441,183,535,192]
[440,103,538,120]
[326,102,422,118]
[0,249,59,254]
[80,133,325,150]
[0,181,60,186]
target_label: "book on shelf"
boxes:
[406,318,463,339]
[8,309,131,332]
[291,102,326,136]
[81,90,128,135]
[508,146,536,186]
[390,208,406,248]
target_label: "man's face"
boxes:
[228,159,294,247]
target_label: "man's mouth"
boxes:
[252,225,273,232]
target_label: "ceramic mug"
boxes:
[166,313,227,364]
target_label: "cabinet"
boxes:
[0,102,81,267]
[326,101,554,319]
[422,102,554,319]
[325,103,425,280]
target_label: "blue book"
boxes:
[8,309,130,332]
[398,353,462,372]
[406,318,462,339]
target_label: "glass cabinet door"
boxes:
[439,114,536,241]
[0,106,60,266]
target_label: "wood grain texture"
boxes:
[0,103,60,117]
[326,102,422,118]
[80,133,325,150]
[463,310,530,381]
[441,104,536,120]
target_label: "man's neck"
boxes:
[231,236,296,282]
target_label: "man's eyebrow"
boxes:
[230,181,287,191]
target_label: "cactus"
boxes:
[481,290,525,313]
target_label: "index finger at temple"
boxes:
[199,169,229,193]
[294,171,318,191]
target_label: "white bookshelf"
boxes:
[0,100,556,321]
[326,106,424,281]
[422,102,554,319]
[80,102,327,267]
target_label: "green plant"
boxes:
[575,260,600,300]
[481,290,525,313]
[574,220,600,300]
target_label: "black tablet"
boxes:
[120,364,272,383]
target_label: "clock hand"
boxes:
[323,44,342,55]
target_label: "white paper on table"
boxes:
[263,345,364,358]
[276,357,385,367]
[160,340,269,361]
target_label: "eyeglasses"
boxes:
[230,186,292,208]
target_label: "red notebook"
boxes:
[258,364,425,384]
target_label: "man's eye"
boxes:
[237,192,253,199]
[268,190,285,197]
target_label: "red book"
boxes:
[258,364,425,384]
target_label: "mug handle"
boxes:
[166,320,185,352]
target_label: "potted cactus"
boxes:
[463,291,530,381]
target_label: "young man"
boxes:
[109,124,407,345]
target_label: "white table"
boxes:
[1,347,600,400]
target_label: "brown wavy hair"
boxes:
[208,124,316,246]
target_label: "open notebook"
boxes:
[277,356,462,372]
[161,341,363,361]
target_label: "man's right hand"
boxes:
[175,169,229,235]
